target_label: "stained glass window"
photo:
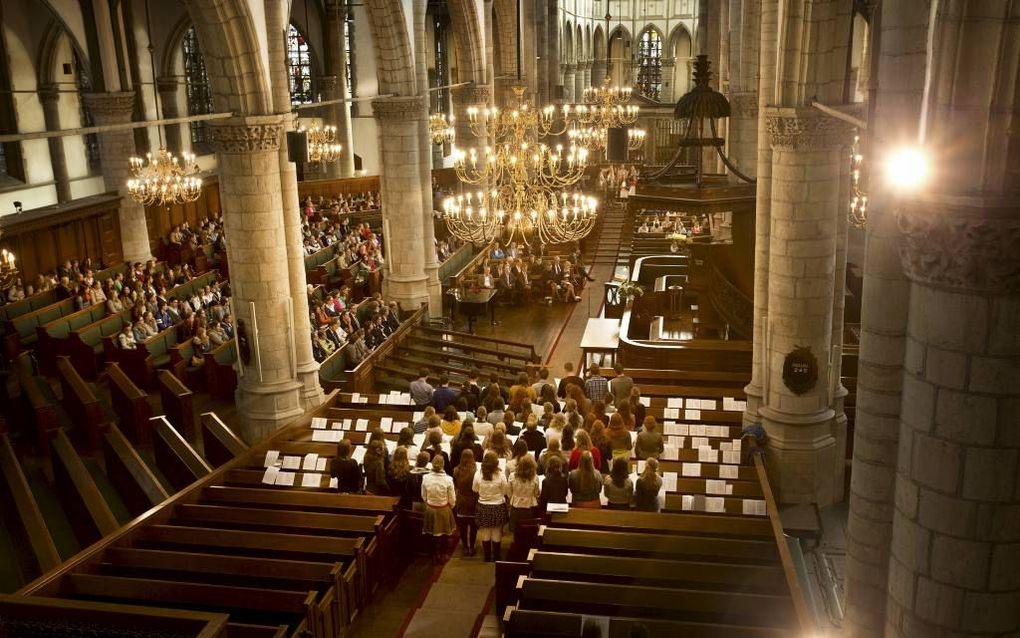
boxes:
[433,15,449,114]
[73,51,102,174]
[182,27,213,149]
[637,29,663,101]
[287,24,313,105]
[344,11,355,99]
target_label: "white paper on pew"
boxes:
[756,500,767,516]
[663,444,680,461]
[706,497,725,513]
[357,397,369,404]
[390,390,401,395]
[281,456,301,470]
[316,457,327,472]
[692,436,709,449]
[380,417,393,431]
[722,450,740,464]
[413,411,425,422]
[302,453,319,471]
[301,473,322,488]
[413,433,426,447]
[677,423,690,436]
[393,421,410,432]
[663,408,680,420]
[662,472,678,492]
[264,450,280,467]
[743,499,767,516]
[355,419,369,431]
[350,392,361,402]
[691,304,699,311]
[352,446,367,463]
[262,466,280,484]
[706,479,727,495]
[663,422,682,436]
[311,418,327,430]
[636,460,646,474]
[698,447,719,463]
[639,396,650,407]
[329,477,338,489]
[726,484,734,495]
[733,439,742,453]
[399,394,413,405]
[546,502,568,513]
[343,418,353,429]
[385,440,397,454]
[681,495,694,510]
[312,430,341,443]
[720,441,733,452]
[275,471,296,486]
[690,424,705,436]
[667,397,683,409]
[377,394,389,405]
[685,409,702,421]
[701,399,717,411]
[682,463,702,477]
[331,422,342,430]
[719,465,739,479]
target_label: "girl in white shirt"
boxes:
[421,455,456,564]
[473,451,508,562]
[507,455,540,538]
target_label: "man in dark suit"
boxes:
[557,361,584,398]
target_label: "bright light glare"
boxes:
[885,146,929,191]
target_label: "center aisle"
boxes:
[400,547,496,638]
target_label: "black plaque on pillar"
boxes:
[782,345,818,395]
[286,130,308,164]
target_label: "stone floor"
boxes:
[802,501,849,633]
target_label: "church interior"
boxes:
[0,0,1016,636]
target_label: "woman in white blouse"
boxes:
[421,455,457,565]
[473,450,508,563]
[507,455,540,540]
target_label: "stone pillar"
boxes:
[155,77,183,155]
[323,0,355,178]
[317,76,345,180]
[591,59,607,87]
[573,62,585,102]
[728,92,758,180]
[38,85,71,204]
[562,64,576,102]
[580,61,591,92]
[660,60,676,102]
[743,0,778,425]
[534,0,547,104]
[208,116,304,442]
[451,84,491,149]
[372,97,429,309]
[758,107,849,506]
[547,0,561,99]
[413,0,441,313]
[82,91,152,263]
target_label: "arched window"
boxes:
[432,14,450,114]
[73,51,102,174]
[344,12,355,99]
[287,24,313,105]
[182,27,213,149]
[637,29,662,101]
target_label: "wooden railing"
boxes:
[707,261,753,340]
[347,305,428,394]
[617,308,752,372]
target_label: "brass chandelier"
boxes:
[0,242,17,290]
[299,123,343,164]
[442,86,597,245]
[429,113,455,145]
[848,130,867,228]
[569,77,645,153]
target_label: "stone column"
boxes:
[660,60,676,102]
[372,96,429,309]
[155,77,183,155]
[451,84,491,149]
[580,61,591,92]
[323,0,355,177]
[82,91,152,263]
[413,0,441,313]
[38,85,71,204]
[562,64,576,102]
[758,107,849,506]
[573,62,585,102]
[743,0,778,425]
[547,0,561,99]
[728,92,758,180]
[534,0,548,105]
[208,115,304,442]
[317,76,345,180]
[484,0,496,101]
[591,59,607,87]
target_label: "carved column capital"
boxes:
[208,115,284,153]
[81,91,137,124]
[730,91,759,119]
[38,83,61,104]
[317,75,339,92]
[371,95,425,122]
[450,84,491,106]
[155,77,178,94]
[765,107,852,150]
[897,200,1020,294]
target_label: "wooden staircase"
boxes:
[582,200,630,269]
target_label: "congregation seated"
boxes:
[309,290,403,366]
[165,215,226,268]
[635,207,711,236]
[301,190,380,221]
[466,245,594,305]
[0,255,112,306]
[435,236,464,262]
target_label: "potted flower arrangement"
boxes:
[617,280,644,304]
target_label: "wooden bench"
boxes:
[0,433,62,581]
[50,428,119,546]
[159,370,197,442]
[56,356,107,454]
[503,607,789,638]
[200,412,248,467]
[206,340,238,400]
[107,362,152,447]
[16,364,60,458]
[68,310,130,379]
[3,298,78,359]
[114,326,179,388]
[318,346,348,391]
[0,288,59,324]
[102,424,170,517]
[37,303,108,372]
[150,415,211,490]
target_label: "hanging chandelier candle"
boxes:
[848,131,867,228]
[429,113,455,146]
[569,77,641,152]
[628,128,647,151]
[443,86,596,245]
[127,148,203,207]
[299,123,343,164]
[0,244,18,290]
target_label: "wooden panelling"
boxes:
[0,194,123,283]
[296,176,380,201]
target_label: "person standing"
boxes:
[452,449,479,557]
[584,364,609,403]
[609,364,633,409]
[409,368,434,406]
[507,455,540,538]
[473,451,509,562]
[421,455,457,564]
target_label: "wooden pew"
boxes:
[547,507,773,539]
[102,424,170,517]
[16,364,60,458]
[171,504,382,537]
[67,310,131,379]
[205,340,238,400]
[56,356,107,454]
[200,412,248,467]
[150,415,212,490]
[36,303,109,373]
[114,326,179,388]
[503,607,789,638]
[0,288,59,324]
[50,428,119,546]
[0,433,62,580]
[158,370,197,442]
[3,298,79,360]
[107,362,153,446]
[199,486,397,517]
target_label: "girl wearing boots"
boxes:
[453,449,479,557]
[473,451,509,562]
[421,455,456,564]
